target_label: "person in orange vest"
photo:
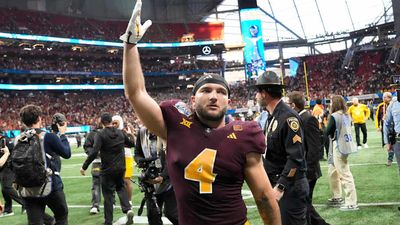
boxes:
[375,92,393,165]
[312,99,329,159]
[312,99,325,129]
[348,98,370,149]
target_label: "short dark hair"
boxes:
[316,98,322,105]
[100,112,112,125]
[19,104,42,127]
[287,91,305,110]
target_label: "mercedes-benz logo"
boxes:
[202,46,212,55]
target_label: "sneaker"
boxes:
[327,198,344,206]
[90,207,99,215]
[363,143,369,148]
[339,205,359,211]
[125,210,134,225]
[357,146,362,150]
[0,211,15,217]
[387,160,393,166]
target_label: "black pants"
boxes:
[278,177,309,225]
[91,162,101,209]
[24,189,68,225]
[101,171,131,225]
[307,179,330,225]
[147,188,179,225]
[1,167,25,212]
[354,123,367,146]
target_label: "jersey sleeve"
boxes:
[241,121,266,155]
[160,100,191,127]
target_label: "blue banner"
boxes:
[240,8,266,78]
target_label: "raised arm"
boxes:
[121,0,167,140]
[245,152,281,225]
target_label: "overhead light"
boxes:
[33,44,44,49]
[107,48,118,54]
[72,46,83,52]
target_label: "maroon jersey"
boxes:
[160,100,265,225]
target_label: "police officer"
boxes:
[254,71,309,225]
[383,91,400,174]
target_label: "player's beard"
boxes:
[195,104,227,122]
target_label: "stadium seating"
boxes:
[0,8,223,42]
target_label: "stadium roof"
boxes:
[204,0,394,57]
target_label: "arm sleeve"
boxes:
[325,116,336,138]
[82,133,101,170]
[365,105,371,120]
[305,116,323,164]
[277,118,305,187]
[45,133,71,159]
[83,132,94,155]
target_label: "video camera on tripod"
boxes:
[137,156,162,216]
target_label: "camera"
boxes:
[137,156,162,182]
[136,156,162,216]
[51,113,67,133]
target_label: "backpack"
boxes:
[12,129,52,197]
[332,112,358,156]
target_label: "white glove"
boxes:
[120,0,152,44]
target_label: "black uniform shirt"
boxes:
[264,100,307,188]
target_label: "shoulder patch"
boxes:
[233,125,243,131]
[174,101,191,117]
[287,117,300,132]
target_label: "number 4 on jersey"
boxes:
[184,148,217,194]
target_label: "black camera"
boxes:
[137,156,162,182]
[136,156,162,217]
[51,113,67,133]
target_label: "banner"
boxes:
[240,8,266,78]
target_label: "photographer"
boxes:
[135,126,178,225]
[17,106,71,225]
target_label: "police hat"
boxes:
[252,71,284,92]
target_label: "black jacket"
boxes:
[299,109,323,181]
[82,126,135,175]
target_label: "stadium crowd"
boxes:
[0,81,251,131]
[0,8,223,42]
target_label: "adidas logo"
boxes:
[227,133,237,139]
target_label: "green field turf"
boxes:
[1,120,400,224]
